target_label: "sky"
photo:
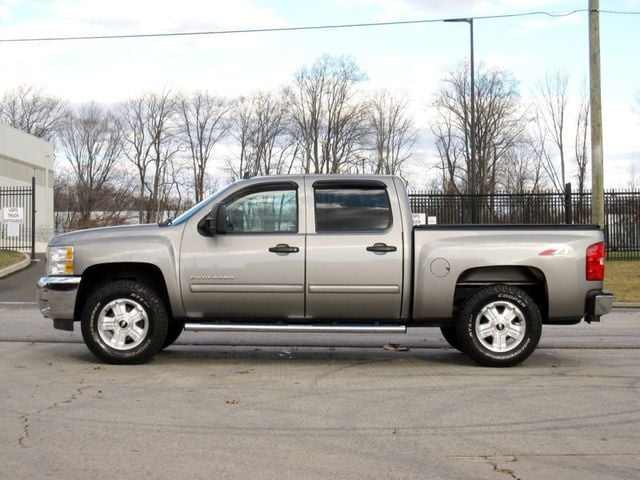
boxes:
[0,0,639,188]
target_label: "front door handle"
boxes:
[269,244,300,254]
[366,243,397,253]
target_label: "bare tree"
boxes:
[368,90,418,178]
[228,91,298,179]
[536,72,569,192]
[248,91,295,176]
[534,73,592,193]
[157,157,193,221]
[432,62,527,194]
[229,96,254,180]
[0,85,66,141]
[53,170,80,233]
[58,103,124,228]
[433,116,463,193]
[628,163,640,189]
[178,92,231,202]
[119,90,179,223]
[574,92,590,194]
[119,96,151,222]
[286,54,368,174]
[498,138,546,192]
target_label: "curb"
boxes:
[0,253,32,279]
[613,302,640,309]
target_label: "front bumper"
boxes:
[37,276,81,321]
[585,290,614,323]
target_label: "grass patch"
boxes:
[0,250,25,269]
[605,260,640,302]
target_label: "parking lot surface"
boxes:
[1,261,639,479]
[1,302,639,480]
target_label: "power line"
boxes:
[600,9,640,15]
[0,9,638,43]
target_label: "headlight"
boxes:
[48,246,74,275]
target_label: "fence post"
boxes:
[564,183,573,225]
[31,176,36,260]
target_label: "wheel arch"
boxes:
[75,263,173,321]
[453,266,548,322]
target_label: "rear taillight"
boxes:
[586,242,606,281]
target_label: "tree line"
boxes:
[0,54,604,231]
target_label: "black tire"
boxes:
[161,320,185,350]
[456,285,542,367]
[440,325,464,352]
[81,280,168,364]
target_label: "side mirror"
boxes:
[197,203,227,237]
[215,203,227,233]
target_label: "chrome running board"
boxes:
[183,323,407,334]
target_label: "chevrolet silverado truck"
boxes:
[37,175,613,366]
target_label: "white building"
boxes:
[0,123,54,249]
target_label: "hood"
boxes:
[49,223,163,247]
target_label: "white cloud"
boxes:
[332,0,577,19]
[0,0,290,101]
[0,0,22,21]
[483,52,532,71]
[602,103,640,187]
[2,0,287,38]
[0,6,12,20]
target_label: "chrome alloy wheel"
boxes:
[474,300,526,353]
[97,299,149,351]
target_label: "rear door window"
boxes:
[314,187,392,232]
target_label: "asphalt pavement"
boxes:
[0,253,45,304]
[1,315,639,480]
[1,259,639,479]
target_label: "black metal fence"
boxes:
[605,190,640,260]
[408,188,640,260]
[0,178,35,258]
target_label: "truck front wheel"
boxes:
[161,320,185,350]
[81,280,168,364]
[440,326,464,352]
[456,285,542,367]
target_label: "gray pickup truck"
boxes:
[37,175,612,366]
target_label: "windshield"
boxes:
[170,183,235,226]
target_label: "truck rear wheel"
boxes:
[81,280,168,364]
[456,285,542,367]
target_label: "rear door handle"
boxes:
[366,243,397,253]
[269,244,300,254]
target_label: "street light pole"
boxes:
[445,17,477,222]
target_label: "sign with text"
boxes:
[412,213,426,226]
[6,223,20,237]
[3,207,24,223]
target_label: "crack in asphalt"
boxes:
[18,385,92,448]
[482,455,521,480]
[451,452,640,479]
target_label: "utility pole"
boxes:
[589,0,605,227]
